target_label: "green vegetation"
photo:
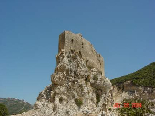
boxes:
[95,89,102,104]
[93,74,98,81]
[87,65,94,70]
[111,62,155,87]
[0,103,8,116]
[108,108,112,111]
[68,59,72,63]
[96,93,100,104]
[0,98,33,115]
[75,98,83,108]
[19,109,28,114]
[117,98,154,116]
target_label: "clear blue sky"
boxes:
[0,0,155,104]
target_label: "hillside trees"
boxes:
[111,62,155,87]
[0,103,8,116]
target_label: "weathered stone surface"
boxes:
[113,81,155,103]
[11,31,116,116]
[58,31,105,76]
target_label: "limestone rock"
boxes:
[11,31,116,116]
[112,81,155,104]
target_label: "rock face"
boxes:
[112,81,155,115]
[113,81,155,103]
[12,31,115,116]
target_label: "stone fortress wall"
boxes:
[58,31,105,76]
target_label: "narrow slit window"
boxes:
[71,39,74,43]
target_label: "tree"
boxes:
[0,103,8,116]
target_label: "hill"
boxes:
[111,62,155,87]
[0,98,33,115]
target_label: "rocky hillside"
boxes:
[111,63,155,115]
[111,62,155,100]
[11,31,117,116]
[0,98,33,115]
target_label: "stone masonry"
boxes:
[57,31,105,76]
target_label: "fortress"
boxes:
[10,31,155,116]
[12,31,113,116]
[58,31,105,76]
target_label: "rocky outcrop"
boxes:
[12,31,116,116]
[112,81,155,116]
[113,81,155,103]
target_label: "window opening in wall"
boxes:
[79,51,82,58]
[71,39,74,43]
[82,42,84,48]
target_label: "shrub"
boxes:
[0,103,8,116]
[95,89,102,104]
[19,109,27,114]
[75,98,83,108]
[93,75,98,81]
[85,75,90,82]
[87,65,93,70]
